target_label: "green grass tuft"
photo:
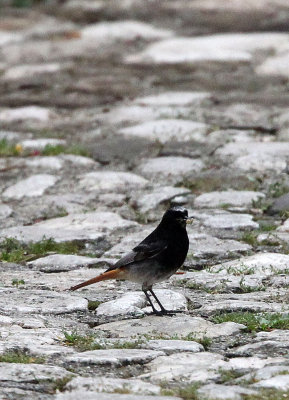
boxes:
[0,350,44,364]
[0,237,84,263]
[213,311,289,332]
[42,144,90,157]
[0,139,20,157]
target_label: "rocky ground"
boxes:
[1,0,289,399]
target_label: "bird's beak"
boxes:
[185,216,194,225]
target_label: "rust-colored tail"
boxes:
[69,268,123,291]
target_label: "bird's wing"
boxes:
[106,241,167,271]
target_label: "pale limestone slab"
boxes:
[126,33,289,64]
[210,253,289,276]
[65,349,164,366]
[28,254,101,272]
[66,377,161,395]
[138,157,204,182]
[2,174,59,200]
[0,106,53,122]
[134,91,211,106]
[134,186,191,214]
[0,211,136,243]
[94,314,244,339]
[194,190,264,208]
[81,20,173,41]
[118,119,209,144]
[0,289,88,314]
[78,171,148,192]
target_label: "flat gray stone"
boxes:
[94,314,244,339]
[0,363,74,384]
[198,384,257,400]
[96,289,187,317]
[239,365,289,384]
[126,33,289,64]
[194,190,265,208]
[277,218,289,232]
[193,210,259,230]
[210,253,289,276]
[0,325,74,356]
[142,339,204,354]
[0,211,136,243]
[28,254,101,272]
[188,233,251,259]
[0,204,12,218]
[199,300,284,316]
[56,393,180,400]
[2,174,59,200]
[81,20,173,42]
[0,106,54,122]
[134,186,191,214]
[60,154,97,166]
[254,375,289,390]
[0,289,88,314]
[256,52,289,78]
[65,349,164,366]
[118,119,209,144]
[66,376,161,395]
[24,156,64,170]
[96,292,147,317]
[233,340,289,357]
[138,157,204,182]
[134,91,211,106]
[175,271,263,293]
[140,352,226,383]
[78,171,148,192]
[20,138,65,150]
[2,63,63,80]
[216,142,289,172]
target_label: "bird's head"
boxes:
[162,206,193,228]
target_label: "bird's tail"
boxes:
[69,268,124,291]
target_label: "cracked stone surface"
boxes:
[1,1,289,399]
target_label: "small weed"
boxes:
[51,376,74,393]
[141,332,211,350]
[11,279,25,287]
[213,312,289,332]
[112,387,132,394]
[63,331,103,352]
[160,382,201,400]
[241,231,259,246]
[217,368,244,383]
[0,350,44,364]
[251,197,272,212]
[42,144,90,157]
[0,139,20,157]
[268,181,289,198]
[0,237,84,263]
[87,300,102,311]
[112,339,145,349]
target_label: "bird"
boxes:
[69,206,192,315]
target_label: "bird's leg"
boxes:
[149,288,183,315]
[143,290,163,316]
[149,288,168,314]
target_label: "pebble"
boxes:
[134,91,211,106]
[0,204,13,218]
[20,138,66,150]
[2,63,63,80]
